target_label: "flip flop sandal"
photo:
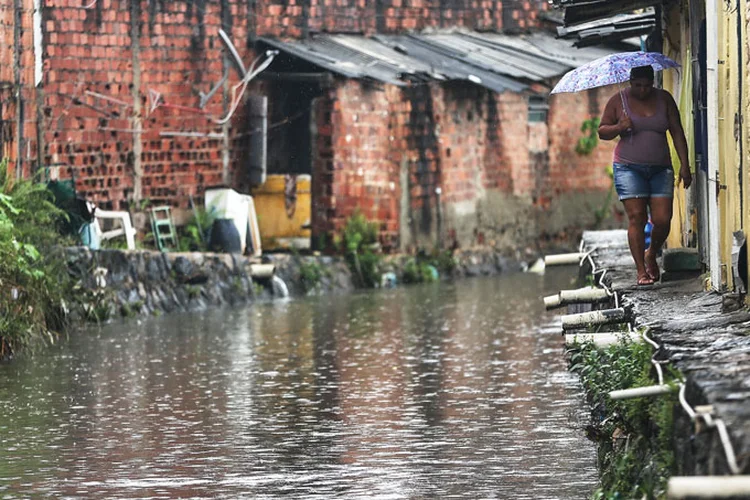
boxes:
[637,275,655,287]
[645,261,660,282]
[645,252,660,282]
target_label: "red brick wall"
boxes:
[434,83,489,206]
[255,0,548,38]
[1,0,38,178]
[309,78,618,252]
[38,0,253,212]
[3,0,613,253]
[547,86,617,196]
[496,92,530,197]
[313,80,401,248]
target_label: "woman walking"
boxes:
[598,65,692,286]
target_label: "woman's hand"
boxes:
[618,113,633,134]
[679,165,692,189]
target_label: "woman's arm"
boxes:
[665,90,692,188]
[598,93,632,140]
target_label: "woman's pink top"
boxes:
[613,89,671,166]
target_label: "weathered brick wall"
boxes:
[4,0,611,253]
[1,0,38,178]
[434,83,488,206]
[547,86,617,194]
[321,80,401,248]
[496,92,531,197]
[254,0,548,38]
[39,0,251,212]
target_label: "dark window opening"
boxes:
[528,95,549,123]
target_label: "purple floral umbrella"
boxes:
[550,51,680,94]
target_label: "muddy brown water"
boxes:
[0,268,597,499]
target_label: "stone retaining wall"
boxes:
[66,246,527,322]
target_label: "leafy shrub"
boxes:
[402,258,438,284]
[178,208,215,252]
[569,336,678,499]
[336,211,381,288]
[0,159,72,355]
[298,259,323,292]
[576,117,601,156]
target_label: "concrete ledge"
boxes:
[581,231,750,476]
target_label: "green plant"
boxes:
[298,258,323,292]
[402,257,438,284]
[185,284,202,299]
[568,336,679,499]
[576,117,601,156]
[336,211,382,288]
[429,248,457,275]
[232,276,245,293]
[178,208,215,252]
[0,158,73,355]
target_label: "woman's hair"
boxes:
[630,65,655,81]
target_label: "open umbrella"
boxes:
[550,51,680,95]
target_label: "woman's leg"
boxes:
[645,196,673,279]
[622,198,650,281]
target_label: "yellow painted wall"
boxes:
[251,175,312,250]
[665,0,750,293]
[744,2,750,277]
[717,2,744,290]
[664,1,696,250]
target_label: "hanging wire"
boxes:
[213,50,278,126]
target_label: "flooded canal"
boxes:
[0,268,598,498]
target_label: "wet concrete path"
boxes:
[582,230,750,475]
[0,271,597,499]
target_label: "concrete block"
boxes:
[662,248,702,272]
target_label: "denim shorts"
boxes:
[613,162,674,200]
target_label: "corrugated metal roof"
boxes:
[417,33,568,80]
[259,30,624,93]
[377,34,529,93]
[550,0,661,26]
[552,5,656,47]
[259,37,417,86]
[467,32,616,69]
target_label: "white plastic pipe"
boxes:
[609,384,673,400]
[561,308,626,330]
[545,287,611,309]
[565,332,642,348]
[250,263,275,278]
[544,253,585,266]
[668,476,750,498]
[544,294,562,309]
[560,287,610,302]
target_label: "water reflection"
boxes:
[0,268,596,498]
